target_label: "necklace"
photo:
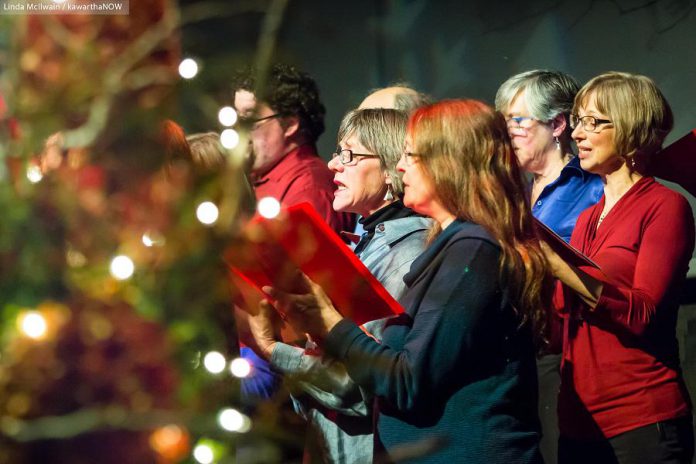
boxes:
[597,211,608,227]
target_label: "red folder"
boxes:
[649,129,696,198]
[533,218,599,269]
[225,202,405,328]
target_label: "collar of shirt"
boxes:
[252,144,319,187]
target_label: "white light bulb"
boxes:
[141,231,164,248]
[218,106,238,127]
[220,129,239,149]
[218,408,250,432]
[229,357,252,378]
[192,444,214,464]
[178,58,199,79]
[196,201,219,225]
[19,312,47,339]
[26,165,43,184]
[203,351,226,374]
[110,255,135,280]
[257,197,281,219]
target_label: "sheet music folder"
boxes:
[533,218,600,269]
[225,202,404,327]
[650,129,696,198]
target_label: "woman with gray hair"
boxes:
[247,108,431,463]
[496,70,604,463]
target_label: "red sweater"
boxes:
[558,177,694,440]
[253,144,355,235]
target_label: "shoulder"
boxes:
[382,216,432,245]
[449,221,500,249]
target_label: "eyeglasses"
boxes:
[240,113,282,131]
[401,150,420,166]
[569,114,613,133]
[505,116,540,135]
[332,148,380,165]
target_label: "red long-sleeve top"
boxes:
[558,177,694,440]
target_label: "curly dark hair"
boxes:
[233,63,326,142]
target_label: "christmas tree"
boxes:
[0,1,293,462]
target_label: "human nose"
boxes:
[328,155,343,172]
[396,154,406,173]
[571,123,584,142]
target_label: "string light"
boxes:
[203,351,226,374]
[220,129,239,149]
[196,201,219,225]
[178,58,198,79]
[229,357,251,378]
[17,311,47,339]
[110,255,135,280]
[257,197,281,219]
[192,444,214,464]
[142,231,165,247]
[26,165,43,183]
[217,106,238,127]
[217,408,251,433]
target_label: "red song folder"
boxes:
[533,218,599,269]
[649,129,696,198]
[225,202,405,327]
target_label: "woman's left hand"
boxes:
[262,271,344,342]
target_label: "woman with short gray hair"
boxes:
[496,70,604,464]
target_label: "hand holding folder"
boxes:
[533,218,599,270]
[225,203,404,342]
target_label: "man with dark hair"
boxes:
[233,63,354,234]
[232,65,354,411]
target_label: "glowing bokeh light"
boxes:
[18,311,47,339]
[26,165,43,183]
[109,255,135,280]
[229,357,252,378]
[257,197,281,219]
[192,444,214,464]
[217,408,251,432]
[203,351,226,374]
[220,129,240,149]
[178,58,199,79]
[142,231,165,248]
[196,201,219,226]
[218,106,238,127]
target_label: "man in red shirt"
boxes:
[233,63,354,234]
[232,64,355,410]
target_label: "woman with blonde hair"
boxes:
[543,72,694,463]
[256,99,552,463]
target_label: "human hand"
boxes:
[247,300,278,359]
[262,271,343,342]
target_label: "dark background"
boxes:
[179,0,696,453]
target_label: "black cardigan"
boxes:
[325,220,543,463]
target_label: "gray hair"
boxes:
[336,108,408,194]
[495,70,579,145]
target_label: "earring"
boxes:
[383,184,394,202]
[554,136,561,150]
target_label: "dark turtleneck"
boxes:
[354,200,418,255]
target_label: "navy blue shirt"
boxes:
[325,220,543,463]
[531,157,603,242]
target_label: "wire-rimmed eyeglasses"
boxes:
[400,150,420,166]
[505,116,540,135]
[332,148,380,165]
[569,114,613,133]
[240,113,282,131]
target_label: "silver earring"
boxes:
[554,136,561,150]
[383,184,394,202]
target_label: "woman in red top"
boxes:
[542,72,695,464]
